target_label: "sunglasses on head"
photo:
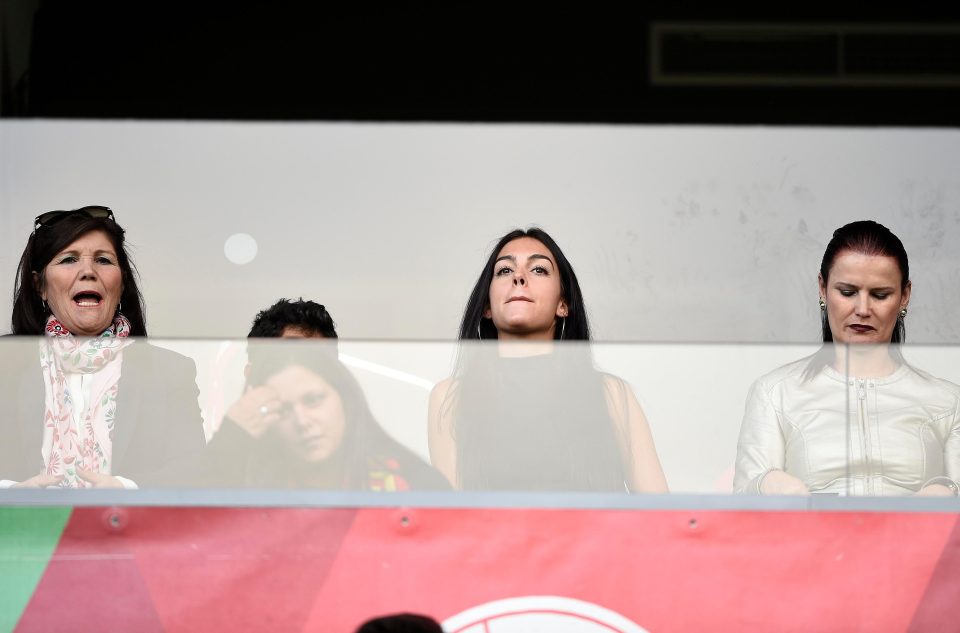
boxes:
[34,206,115,231]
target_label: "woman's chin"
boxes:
[301,441,340,464]
[59,308,113,333]
[839,332,889,346]
[495,318,554,337]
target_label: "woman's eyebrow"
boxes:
[835,281,896,292]
[495,253,555,266]
[56,248,117,255]
[528,254,554,266]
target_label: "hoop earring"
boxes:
[117,301,123,316]
[477,321,482,341]
[560,317,566,341]
[42,299,49,313]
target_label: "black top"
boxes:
[204,417,451,492]
[453,349,628,492]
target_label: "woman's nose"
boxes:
[512,275,526,286]
[291,407,310,428]
[78,257,97,279]
[292,405,323,433]
[855,293,871,315]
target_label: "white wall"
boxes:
[5,120,960,492]
[4,120,960,342]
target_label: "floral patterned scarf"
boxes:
[39,314,133,488]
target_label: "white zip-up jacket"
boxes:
[734,355,960,496]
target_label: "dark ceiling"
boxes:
[5,2,960,125]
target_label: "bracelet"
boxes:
[923,476,960,496]
[755,469,781,495]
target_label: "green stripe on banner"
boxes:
[0,507,72,633]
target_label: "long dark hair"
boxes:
[458,227,590,341]
[819,220,909,343]
[246,343,417,488]
[12,213,147,335]
[448,229,629,491]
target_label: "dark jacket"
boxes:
[0,338,206,487]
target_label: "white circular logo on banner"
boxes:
[443,596,648,633]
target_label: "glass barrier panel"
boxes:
[2,337,959,499]
[840,344,960,497]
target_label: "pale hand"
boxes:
[77,468,125,489]
[225,386,283,438]
[917,483,956,497]
[12,472,64,488]
[760,470,810,496]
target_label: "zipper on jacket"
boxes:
[856,378,872,495]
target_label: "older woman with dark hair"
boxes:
[428,227,667,492]
[1,206,205,488]
[735,220,960,496]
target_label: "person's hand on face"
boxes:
[265,365,347,464]
[225,385,284,438]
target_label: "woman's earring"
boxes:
[900,306,908,319]
[41,299,48,313]
[116,301,123,316]
[477,321,482,340]
[819,298,826,311]
[560,317,566,340]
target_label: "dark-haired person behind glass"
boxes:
[248,297,338,339]
[207,343,449,490]
[205,297,339,452]
[0,206,205,488]
[735,220,960,496]
[428,227,667,492]
[355,613,442,633]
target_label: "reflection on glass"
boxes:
[6,333,958,497]
[205,342,449,490]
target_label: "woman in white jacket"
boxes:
[734,220,960,496]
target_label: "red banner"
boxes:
[12,507,960,632]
